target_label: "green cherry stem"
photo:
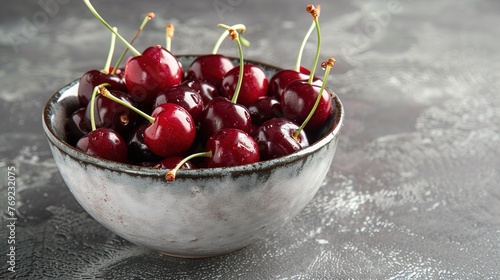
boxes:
[90,83,110,131]
[294,57,335,139]
[82,0,141,56]
[212,24,249,54]
[295,21,315,72]
[98,86,155,124]
[306,5,321,85]
[166,23,174,52]
[218,25,245,104]
[112,12,154,74]
[103,27,117,73]
[165,151,212,181]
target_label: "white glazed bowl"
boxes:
[42,56,344,258]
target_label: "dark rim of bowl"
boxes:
[42,55,345,179]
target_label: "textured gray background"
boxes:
[1,0,499,279]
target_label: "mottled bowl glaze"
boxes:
[42,56,344,258]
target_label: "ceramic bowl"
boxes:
[42,55,344,258]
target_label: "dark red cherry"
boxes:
[268,69,310,100]
[154,157,195,170]
[66,107,89,145]
[84,90,137,135]
[77,69,126,106]
[205,128,260,168]
[153,84,204,124]
[281,79,333,132]
[76,128,128,163]
[124,45,183,105]
[127,123,162,164]
[186,54,234,89]
[199,96,252,141]
[182,79,219,107]
[221,64,269,107]
[247,96,283,125]
[254,118,309,161]
[144,103,196,158]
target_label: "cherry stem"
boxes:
[166,23,174,52]
[90,83,110,131]
[212,24,249,54]
[165,151,212,182]
[295,21,315,72]
[112,13,154,74]
[97,86,155,124]
[293,57,335,139]
[103,27,117,73]
[82,0,141,56]
[307,5,321,84]
[218,24,245,104]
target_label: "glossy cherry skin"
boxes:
[144,103,196,158]
[268,69,310,100]
[153,84,204,124]
[268,66,324,100]
[182,79,219,107]
[154,157,195,170]
[248,96,283,125]
[124,45,183,105]
[186,54,234,89]
[84,90,137,135]
[77,69,126,106]
[66,107,89,145]
[199,96,252,141]
[127,123,162,164]
[76,128,128,163]
[205,128,260,168]
[254,118,309,161]
[281,79,333,133]
[221,64,269,108]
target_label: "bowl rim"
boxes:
[42,55,345,179]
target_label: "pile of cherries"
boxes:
[68,1,337,180]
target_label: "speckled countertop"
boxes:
[1,0,499,279]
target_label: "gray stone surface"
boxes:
[1,0,499,279]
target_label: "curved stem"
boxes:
[165,151,212,181]
[212,24,248,54]
[103,27,117,72]
[112,13,153,74]
[98,86,155,123]
[295,21,315,72]
[294,63,332,139]
[231,35,245,104]
[307,18,321,84]
[82,0,141,56]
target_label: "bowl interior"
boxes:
[42,55,344,178]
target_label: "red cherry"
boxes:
[247,96,283,125]
[77,69,126,106]
[127,123,162,164]
[84,89,137,135]
[281,79,333,132]
[124,45,183,105]
[76,128,128,163]
[268,69,311,100]
[254,118,309,160]
[199,96,252,141]
[66,107,89,145]
[144,103,196,158]
[153,84,204,124]
[221,64,269,107]
[186,54,234,89]
[205,128,260,168]
[182,79,220,107]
